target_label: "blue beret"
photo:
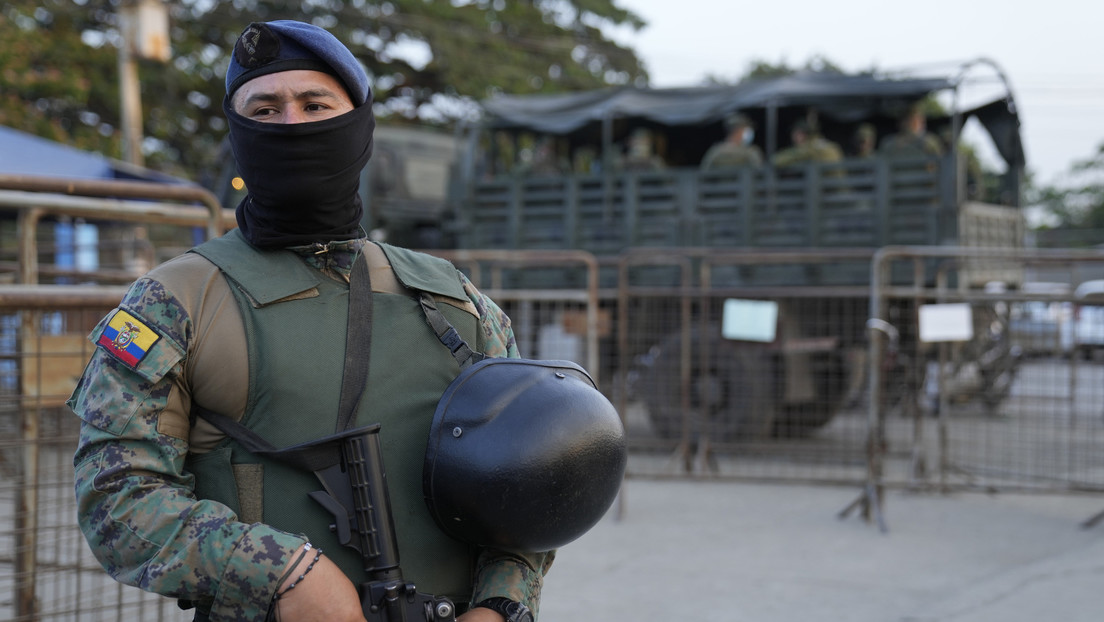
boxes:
[226,20,371,106]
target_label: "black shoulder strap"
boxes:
[418,292,485,370]
[335,254,372,432]
[192,404,347,472]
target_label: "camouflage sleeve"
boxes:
[68,276,306,622]
[458,273,555,616]
[471,548,556,618]
[460,272,520,359]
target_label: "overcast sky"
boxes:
[610,0,1104,186]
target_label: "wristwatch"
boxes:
[474,597,534,622]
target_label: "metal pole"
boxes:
[601,113,614,222]
[15,396,41,620]
[15,401,40,619]
[118,2,145,167]
[14,209,44,617]
[0,175,232,240]
[766,100,778,159]
[863,249,892,532]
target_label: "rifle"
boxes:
[307,424,457,622]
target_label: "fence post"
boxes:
[15,322,41,620]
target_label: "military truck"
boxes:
[447,60,1026,439]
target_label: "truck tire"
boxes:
[636,326,776,442]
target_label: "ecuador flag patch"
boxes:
[97,309,160,368]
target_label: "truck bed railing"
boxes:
[458,156,1011,255]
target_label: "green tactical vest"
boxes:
[184,230,482,604]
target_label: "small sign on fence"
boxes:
[722,298,778,343]
[918,303,974,343]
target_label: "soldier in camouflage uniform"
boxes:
[700,113,764,170]
[878,103,944,159]
[70,20,549,622]
[617,128,667,171]
[851,123,877,159]
[771,119,844,168]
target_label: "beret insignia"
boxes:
[234,22,281,69]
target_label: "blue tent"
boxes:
[0,125,192,184]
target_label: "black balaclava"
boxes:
[224,21,375,249]
[225,99,374,249]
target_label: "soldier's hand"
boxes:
[273,545,365,622]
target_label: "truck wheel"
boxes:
[637,326,776,442]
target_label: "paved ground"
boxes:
[539,479,1104,622]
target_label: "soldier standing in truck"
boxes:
[879,103,944,159]
[772,119,844,168]
[701,113,764,169]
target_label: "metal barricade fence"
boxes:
[1,295,187,622]
[0,176,231,621]
[860,246,1104,529]
[2,244,602,621]
[9,215,1104,619]
[612,248,876,484]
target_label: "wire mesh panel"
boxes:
[869,248,1104,501]
[0,247,603,622]
[0,306,185,622]
[613,248,875,484]
[0,176,230,620]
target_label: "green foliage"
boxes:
[742,55,846,80]
[0,0,648,181]
[701,55,848,84]
[1029,142,1104,245]
[0,1,122,157]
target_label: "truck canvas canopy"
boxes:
[477,65,1025,174]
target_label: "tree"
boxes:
[0,1,122,156]
[702,55,847,84]
[0,0,648,180]
[742,55,846,80]
[1028,142,1104,247]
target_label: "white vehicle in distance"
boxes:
[1010,282,1071,357]
[1060,280,1104,360]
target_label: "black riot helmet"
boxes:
[423,358,626,552]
